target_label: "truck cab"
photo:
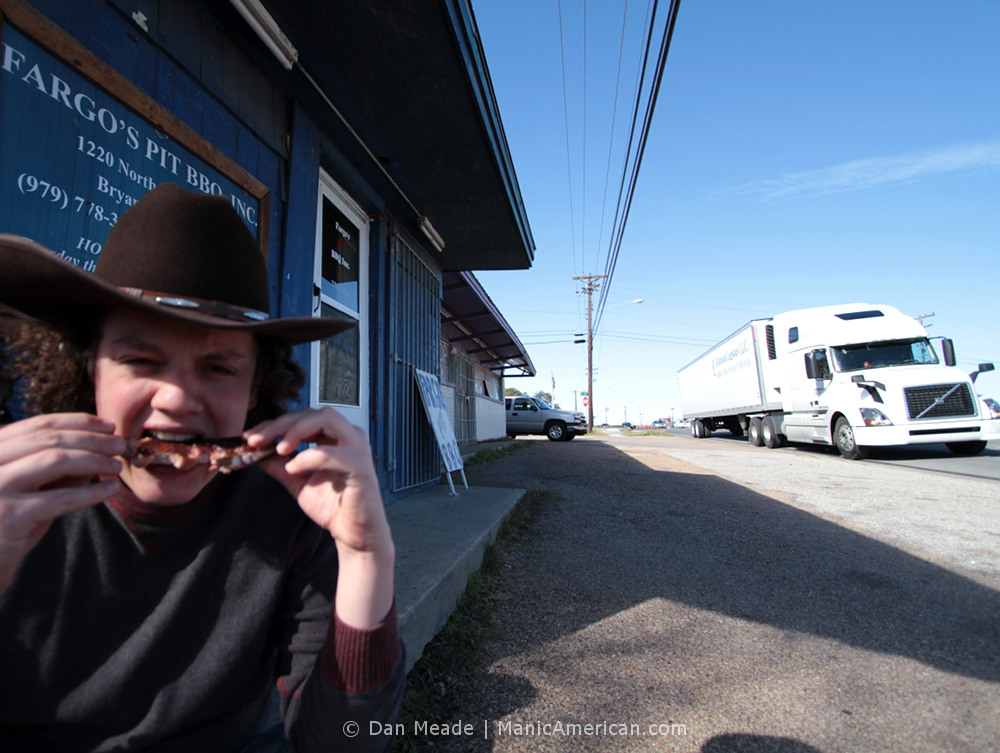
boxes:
[770,305,998,458]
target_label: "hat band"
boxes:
[120,287,270,323]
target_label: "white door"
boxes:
[310,171,369,428]
[785,349,833,441]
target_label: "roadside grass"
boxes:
[462,441,525,466]
[389,487,559,753]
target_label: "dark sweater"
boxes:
[0,468,404,752]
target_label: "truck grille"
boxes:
[904,383,976,420]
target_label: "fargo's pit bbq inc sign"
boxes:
[0,22,262,269]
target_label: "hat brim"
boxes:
[0,234,355,345]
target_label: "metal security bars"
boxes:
[389,234,442,492]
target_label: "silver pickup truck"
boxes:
[505,396,587,441]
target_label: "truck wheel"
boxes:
[748,417,764,447]
[546,421,567,441]
[762,416,784,449]
[946,440,987,456]
[834,416,869,460]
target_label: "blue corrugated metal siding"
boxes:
[21,0,289,288]
[389,233,441,493]
[14,0,451,502]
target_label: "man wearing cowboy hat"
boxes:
[0,184,403,751]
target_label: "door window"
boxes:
[311,171,368,427]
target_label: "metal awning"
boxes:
[441,271,534,377]
[212,0,535,272]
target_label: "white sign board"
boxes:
[413,368,464,473]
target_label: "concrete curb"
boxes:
[388,484,526,671]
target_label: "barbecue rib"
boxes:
[123,435,275,474]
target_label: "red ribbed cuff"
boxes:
[321,601,402,693]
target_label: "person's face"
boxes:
[94,309,257,506]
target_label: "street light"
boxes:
[572,279,644,431]
[608,297,644,307]
[593,298,643,429]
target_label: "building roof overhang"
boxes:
[214,0,535,272]
[441,271,534,377]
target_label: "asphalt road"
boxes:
[440,433,1000,752]
[663,427,1000,481]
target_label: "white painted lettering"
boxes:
[145,138,181,175]
[1,43,26,74]
[185,164,222,195]
[21,62,46,93]
[73,92,97,122]
[48,73,72,108]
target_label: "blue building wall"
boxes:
[2,0,444,497]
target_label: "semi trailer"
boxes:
[678,303,1000,459]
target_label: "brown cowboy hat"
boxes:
[0,183,354,344]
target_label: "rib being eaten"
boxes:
[124,433,275,474]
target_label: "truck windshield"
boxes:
[831,338,938,372]
[532,398,553,410]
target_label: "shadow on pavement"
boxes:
[435,437,999,750]
[702,734,826,752]
[468,439,999,682]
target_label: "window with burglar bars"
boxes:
[454,356,476,445]
[389,234,442,492]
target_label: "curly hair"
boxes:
[6,316,305,427]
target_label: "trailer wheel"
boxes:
[762,416,784,449]
[834,416,869,460]
[748,417,764,447]
[691,419,702,438]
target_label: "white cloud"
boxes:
[732,141,1000,201]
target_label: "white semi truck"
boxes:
[678,303,1000,459]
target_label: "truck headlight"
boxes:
[859,408,892,426]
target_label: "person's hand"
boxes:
[245,408,394,627]
[0,414,123,594]
[246,407,392,554]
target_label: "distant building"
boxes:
[440,271,534,445]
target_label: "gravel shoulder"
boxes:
[433,434,1000,753]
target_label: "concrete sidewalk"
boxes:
[389,441,524,670]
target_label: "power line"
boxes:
[595,0,634,266]
[557,0,578,276]
[599,332,716,347]
[595,0,661,323]
[595,0,683,331]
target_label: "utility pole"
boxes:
[573,274,606,431]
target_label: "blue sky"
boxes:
[471,0,1000,424]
